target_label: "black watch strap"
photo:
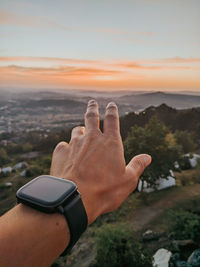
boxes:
[61,192,88,256]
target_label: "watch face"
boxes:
[17,175,77,208]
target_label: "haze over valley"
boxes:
[1,89,200,134]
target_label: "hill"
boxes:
[117,91,200,110]
[120,104,200,140]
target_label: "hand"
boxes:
[50,100,151,225]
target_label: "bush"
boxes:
[168,210,200,243]
[91,224,152,267]
[25,166,43,178]
[0,148,9,166]
[179,156,191,170]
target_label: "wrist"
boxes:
[0,203,70,267]
[79,191,102,225]
[16,175,88,255]
[18,203,70,252]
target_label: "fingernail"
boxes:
[88,99,97,106]
[107,102,117,108]
[144,155,152,166]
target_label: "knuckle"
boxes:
[54,141,66,153]
[105,112,117,120]
[72,126,82,133]
[88,101,98,107]
[73,126,81,131]
[85,111,98,120]
[70,136,79,144]
[107,105,118,111]
[134,158,145,170]
[105,136,119,146]
[86,129,100,139]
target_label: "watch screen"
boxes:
[19,176,76,205]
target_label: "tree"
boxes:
[124,116,181,189]
[174,130,196,154]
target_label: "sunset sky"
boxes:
[0,0,200,91]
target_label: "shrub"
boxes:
[91,224,152,267]
[178,156,191,170]
[0,148,9,166]
[25,166,43,178]
[168,210,200,243]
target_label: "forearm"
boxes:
[0,204,69,267]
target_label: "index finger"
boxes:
[85,99,99,132]
[103,102,120,136]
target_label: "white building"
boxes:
[138,170,176,193]
[185,153,200,168]
[13,161,28,171]
[1,167,12,175]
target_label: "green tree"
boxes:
[174,130,196,154]
[92,224,152,267]
[124,116,181,189]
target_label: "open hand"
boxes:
[50,100,151,225]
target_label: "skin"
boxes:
[0,100,151,267]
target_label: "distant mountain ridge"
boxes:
[1,90,200,115]
[117,91,200,110]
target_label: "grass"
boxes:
[174,168,200,186]
[145,195,200,232]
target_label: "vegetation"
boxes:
[120,104,200,143]
[0,148,9,165]
[0,104,199,266]
[91,224,152,267]
[124,116,181,189]
[6,142,33,155]
[168,210,200,243]
[174,130,196,154]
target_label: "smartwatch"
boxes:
[16,175,88,256]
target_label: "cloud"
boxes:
[0,10,153,38]
[0,56,99,65]
[0,62,199,91]
[0,10,42,27]
[0,56,199,90]
[116,62,195,70]
[161,57,200,63]
[1,56,199,71]
[115,62,162,70]
[0,64,122,77]
[0,10,74,30]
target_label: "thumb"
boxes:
[127,154,151,177]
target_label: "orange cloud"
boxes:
[162,57,200,63]
[0,62,199,91]
[0,56,199,91]
[0,56,199,71]
[0,56,99,65]
[116,62,195,70]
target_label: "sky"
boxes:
[0,0,200,92]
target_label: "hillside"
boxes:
[0,101,200,266]
[120,104,200,140]
[117,91,200,110]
